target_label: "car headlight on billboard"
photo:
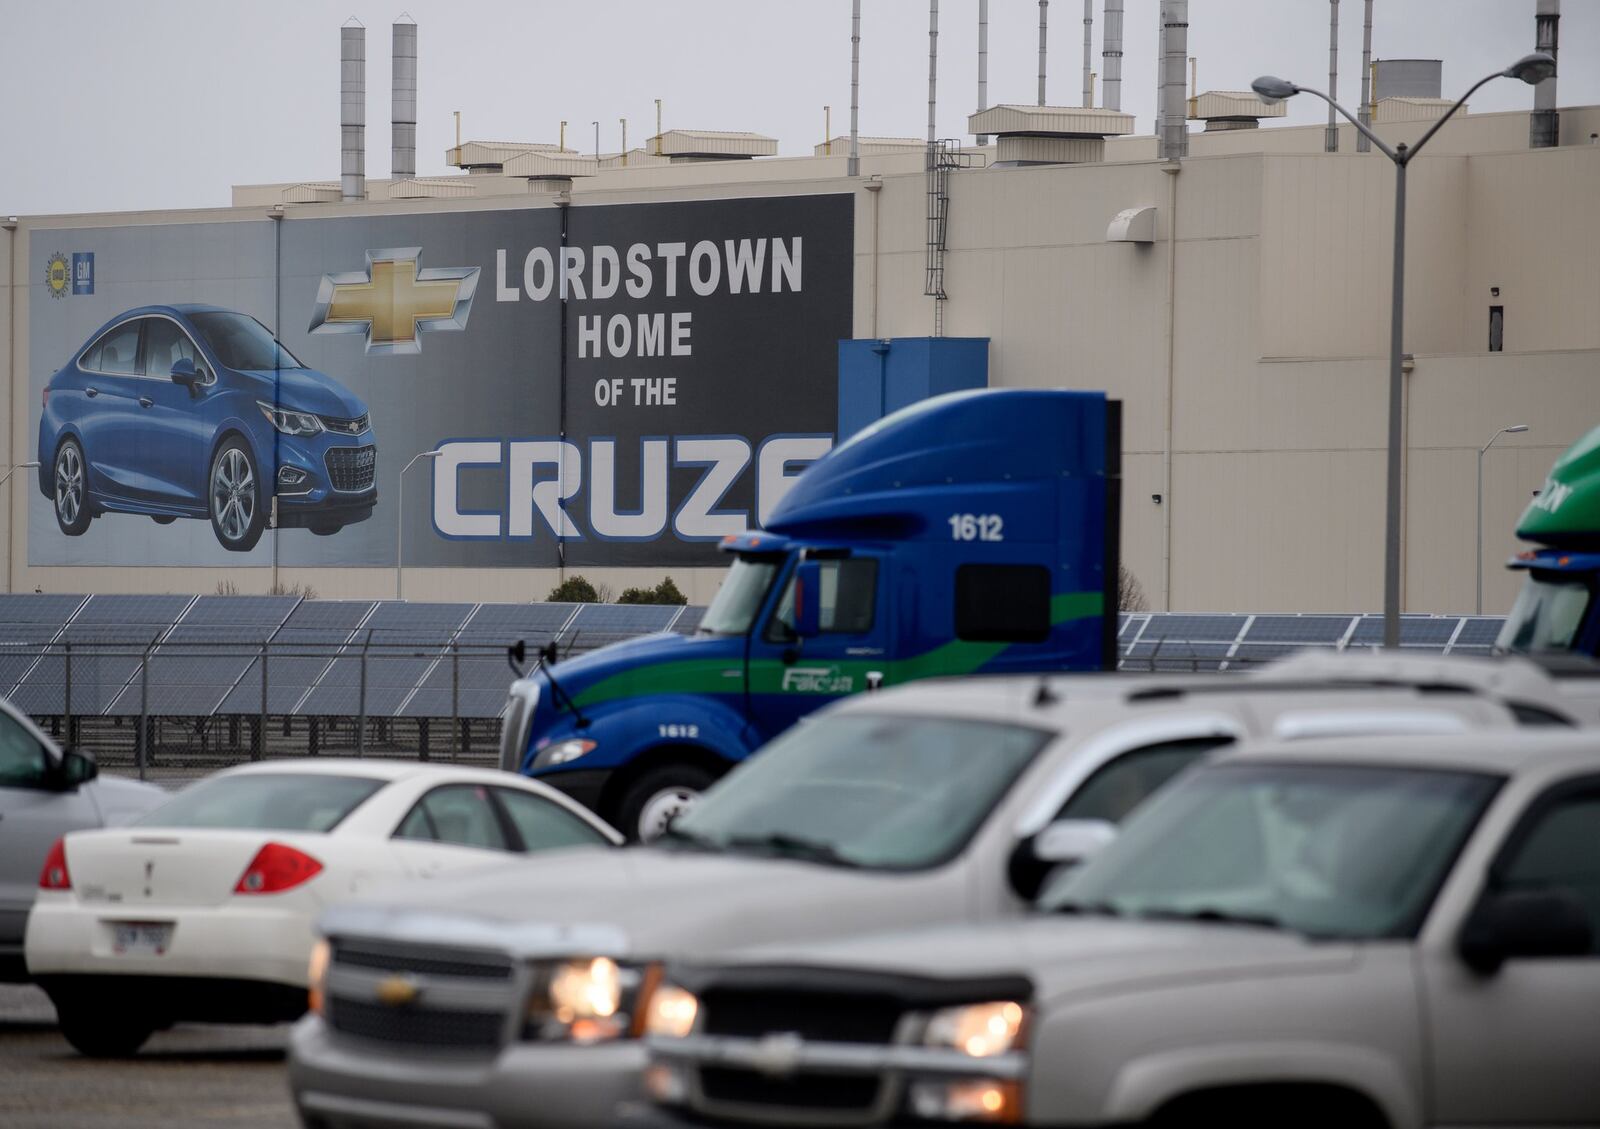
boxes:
[258,401,325,437]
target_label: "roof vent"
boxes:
[1188,90,1287,131]
[647,129,778,162]
[1373,59,1443,100]
[814,136,924,157]
[967,104,1134,165]
[1374,97,1463,125]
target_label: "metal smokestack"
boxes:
[391,16,416,179]
[1082,0,1094,107]
[977,0,989,144]
[1357,0,1374,152]
[1038,1,1049,106]
[1159,0,1188,159]
[341,19,366,201]
[928,0,939,145]
[1532,0,1560,148]
[1101,0,1123,110]
[849,0,861,174]
[1155,1,1166,142]
[1326,0,1340,152]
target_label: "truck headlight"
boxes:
[923,1001,1026,1057]
[642,983,699,1038]
[524,957,649,1043]
[532,738,596,770]
[907,1078,1022,1123]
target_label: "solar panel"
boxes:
[672,607,706,635]
[72,594,195,625]
[280,600,377,631]
[179,595,300,626]
[1137,615,1248,642]
[1455,618,1505,646]
[455,603,577,640]
[1349,616,1462,645]
[568,603,681,634]
[362,602,474,636]
[0,594,89,627]
[1242,615,1355,644]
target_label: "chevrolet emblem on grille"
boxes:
[375,976,421,1007]
[749,1032,806,1078]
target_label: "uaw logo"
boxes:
[309,248,479,356]
[44,252,70,299]
[780,666,855,694]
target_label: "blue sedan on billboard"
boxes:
[38,305,376,551]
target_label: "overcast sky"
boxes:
[2,1,1593,218]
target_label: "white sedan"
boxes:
[25,759,622,1056]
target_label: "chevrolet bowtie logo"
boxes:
[374,975,421,1008]
[309,247,479,356]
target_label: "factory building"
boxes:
[3,7,1595,615]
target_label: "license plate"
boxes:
[111,922,172,956]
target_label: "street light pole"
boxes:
[1252,52,1555,647]
[1477,425,1530,615]
[1,462,40,595]
[397,450,441,601]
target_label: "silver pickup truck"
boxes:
[287,656,1582,1129]
[636,730,1600,1129]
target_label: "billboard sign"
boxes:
[27,194,854,568]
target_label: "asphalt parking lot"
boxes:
[0,984,297,1129]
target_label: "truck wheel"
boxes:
[55,1001,155,1058]
[617,765,715,843]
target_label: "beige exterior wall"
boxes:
[5,110,1598,615]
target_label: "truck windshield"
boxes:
[1039,762,1501,940]
[1496,574,1593,652]
[697,556,780,636]
[664,712,1051,870]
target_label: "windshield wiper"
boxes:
[725,833,861,868]
[1048,899,1124,918]
[1136,907,1285,931]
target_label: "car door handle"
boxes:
[138,397,154,408]
[85,387,99,398]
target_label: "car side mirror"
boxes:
[794,560,822,639]
[1008,818,1117,901]
[1458,888,1593,975]
[170,357,199,387]
[55,749,99,791]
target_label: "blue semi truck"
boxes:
[498,388,1122,840]
[1500,423,1600,656]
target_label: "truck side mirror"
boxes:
[1458,888,1593,975]
[794,561,822,638]
[508,639,527,676]
[55,749,99,791]
[1007,819,1117,900]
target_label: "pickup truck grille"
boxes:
[701,1067,882,1112]
[701,988,905,1044]
[325,940,517,1054]
[327,996,505,1050]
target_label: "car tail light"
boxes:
[234,842,323,895]
[39,838,71,890]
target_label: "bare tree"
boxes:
[1118,565,1149,613]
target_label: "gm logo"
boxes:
[309,247,479,356]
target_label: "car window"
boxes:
[1054,737,1230,825]
[394,784,508,852]
[92,322,142,375]
[955,564,1052,643]
[1495,786,1600,955]
[494,788,611,852]
[766,558,879,641]
[136,772,383,831]
[139,318,200,379]
[0,712,50,789]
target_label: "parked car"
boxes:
[38,304,376,551]
[634,730,1600,1129]
[26,759,621,1057]
[286,662,1548,1129]
[0,696,164,981]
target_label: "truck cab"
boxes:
[498,389,1122,840]
[1501,424,1600,657]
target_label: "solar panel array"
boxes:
[0,596,1507,717]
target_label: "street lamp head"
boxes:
[1504,52,1556,85]
[1505,425,1531,435]
[1251,75,1300,104]
[421,449,442,457]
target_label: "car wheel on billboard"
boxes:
[310,524,343,537]
[208,437,266,552]
[52,438,93,537]
[151,515,176,525]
